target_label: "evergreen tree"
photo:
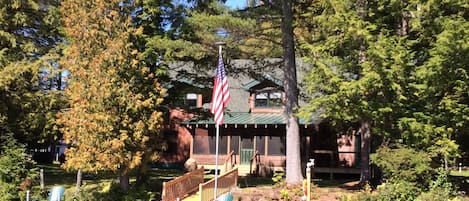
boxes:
[406,1,468,166]
[298,0,468,184]
[152,0,304,184]
[280,0,303,185]
[0,0,64,145]
[0,134,37,200]
[59,0,166,190]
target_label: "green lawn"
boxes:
[450,170,469,177]
[34,164,186,200]
[32,165,469,200]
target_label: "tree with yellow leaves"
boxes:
[58,0,166,190]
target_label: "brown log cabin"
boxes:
[157,60,361,178]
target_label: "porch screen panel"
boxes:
[193,135,209,154]
[268,136,285,156]
[230,136,239,154]
[241,136,253,149]
[255,136,265,155]
[209,135,227,155]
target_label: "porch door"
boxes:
[240,136,254,165]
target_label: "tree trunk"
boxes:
[40,169,44,190]
[119,173,130,191]
[399,0,410,37]
[281,0,302,185]
[135,165,148,187]
[444,156,448,171]
[357,0,366,64]
[359,120,371,186]
[356,0,371,187]
[75,169,82,194]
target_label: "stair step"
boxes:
[236,165,252,176]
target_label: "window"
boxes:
[254,91,282,108]
[185,93,198,108]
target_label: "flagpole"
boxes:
[214,124,220,200]
[213,44,223,201]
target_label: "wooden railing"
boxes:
[199,167,238,201]
[250,150,260,175]
[223,150,236,173]
[162,167,204,201]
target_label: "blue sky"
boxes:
[225,0,245,9]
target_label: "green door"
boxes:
[240,149,254,164]
[240,137,254,165]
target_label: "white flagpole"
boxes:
[214,124,220,200]
[213,44,223,201]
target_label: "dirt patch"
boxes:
[231,180,360,201]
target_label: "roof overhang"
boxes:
[180,112,320,128]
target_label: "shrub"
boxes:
[71,181,155,201]
[338,184,373,201]
[373,181,421,201]
[272,171,285,186]
[279,189,290,200]
[0,134,38,201]
[371,146,434,185]
[340,181,421,201]
[416,168,456,201]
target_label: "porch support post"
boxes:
[190,126,195,158]
[227,134,231,154]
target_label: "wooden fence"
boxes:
[199,167,238,201]
[162,167,204,201]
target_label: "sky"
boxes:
[225,0,246,9]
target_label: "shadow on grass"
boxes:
[238,175,275,188]
[35,164,187,200]
[236,174,360,189]
[311,173,361,190]
[449,175,469,195]
[37,164,77,189]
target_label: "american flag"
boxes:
[210,53,230,125]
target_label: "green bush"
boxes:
[339,181,421,201]
[416,168,456,201]
[279,189,290,200]
[70,181,155,201]
[338,184,373,201]
[371,146,434,185]
[0,134,38,201]
[367,146,462,201]
[373,181,421,201]
[272,171,285,186]
[344,146,463,201]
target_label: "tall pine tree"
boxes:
[0,0,64,145]
[298,0,468,183]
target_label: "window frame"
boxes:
[184,93,198,109]
[254,90,283,108]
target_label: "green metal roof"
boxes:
[181,112,319,125]
[242,74,283,91]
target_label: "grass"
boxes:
[32,164,469,200]
[238,176,274,188]
[33,163,186,200]
[450,170,469,177]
